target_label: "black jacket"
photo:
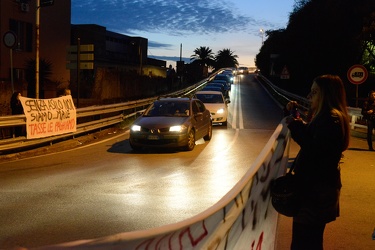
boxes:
[288,110,344,224]
[361,99,375,121]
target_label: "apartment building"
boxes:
[1,0,167,112]
[0,0,71,104]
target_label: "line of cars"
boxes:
[203,71,233,99]
[129,69,234,152]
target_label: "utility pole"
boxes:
[35,0,54,99]
[36,0,40,98]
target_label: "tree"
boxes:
[256,0,375,102]
[190,46,215,68]
[361,11,375,73]
[25,58,52,98]
[214,48,239,70]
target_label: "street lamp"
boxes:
[260,28,264,45]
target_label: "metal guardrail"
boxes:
[0,73,366,153]
[0,78,209,153]
[257,74,366,131]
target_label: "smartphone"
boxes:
[290,108,300,119]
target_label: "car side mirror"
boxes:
[194,112,203,118]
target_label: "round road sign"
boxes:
[3,31,17,49]
[347,64,368,84]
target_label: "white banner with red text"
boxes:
[32,119,290,250]
[19,96,76,139]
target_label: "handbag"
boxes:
[270,159,299,217]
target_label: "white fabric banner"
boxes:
[33,120,290,250]
[19,96,76,139]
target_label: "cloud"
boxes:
[148,41,174,50]
[71,0,262,36]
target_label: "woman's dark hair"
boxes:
[313,75,350,150]
[10,91,21,105]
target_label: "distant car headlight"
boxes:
[217,108,225,114]
[131,125,141,132]
[170,125,184,132]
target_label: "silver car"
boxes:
[195,91,229,126]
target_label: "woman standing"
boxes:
[361,90,375,151]
[285,75,350,250]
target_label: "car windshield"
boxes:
[144,101,190,116]
[196,94,224,103]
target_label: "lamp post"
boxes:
[260,28,264,45]
[36,0,40,98]
[35,0,54,99]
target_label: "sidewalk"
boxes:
[275,134,375,250]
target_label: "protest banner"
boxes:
[19,95,76,139]
[31,120,290,250]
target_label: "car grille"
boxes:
[141,127,170,133]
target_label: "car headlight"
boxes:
[217,108,225,114]
[169,125,184,132]
[131,125,141,132]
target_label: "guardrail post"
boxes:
[351,115,357,130]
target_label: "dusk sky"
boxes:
[71,0,296,68]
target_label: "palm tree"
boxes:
[190,46,215,68]
[215,48,239,70]
[25,58,52,98]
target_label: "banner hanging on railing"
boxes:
[19,96,76,139]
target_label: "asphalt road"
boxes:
[2,74,374,250]
[0,74,285,249]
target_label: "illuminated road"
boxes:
[0,74,284,248]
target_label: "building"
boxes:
[69,24,167,105]
[0,0,71,104]
[1,0,167,111]
[70,24,166,77]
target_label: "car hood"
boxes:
[134,116,189,128]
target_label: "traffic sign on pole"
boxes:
[66,53,94,61]
[40,0,54,7]
[347,64,368,107]
[67,44,94,53]
[66,62,94,70]
[347,64,368,84]
[66,44,94,70]
[280,65,290,79]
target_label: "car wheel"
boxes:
[204,122,212,141]
[185,129,195,151]
[129,141,142,151]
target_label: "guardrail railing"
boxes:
[0,73,367,153]
[0,78,209,153]
[257,74,367,131]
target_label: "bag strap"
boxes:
[287,153,299,174]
